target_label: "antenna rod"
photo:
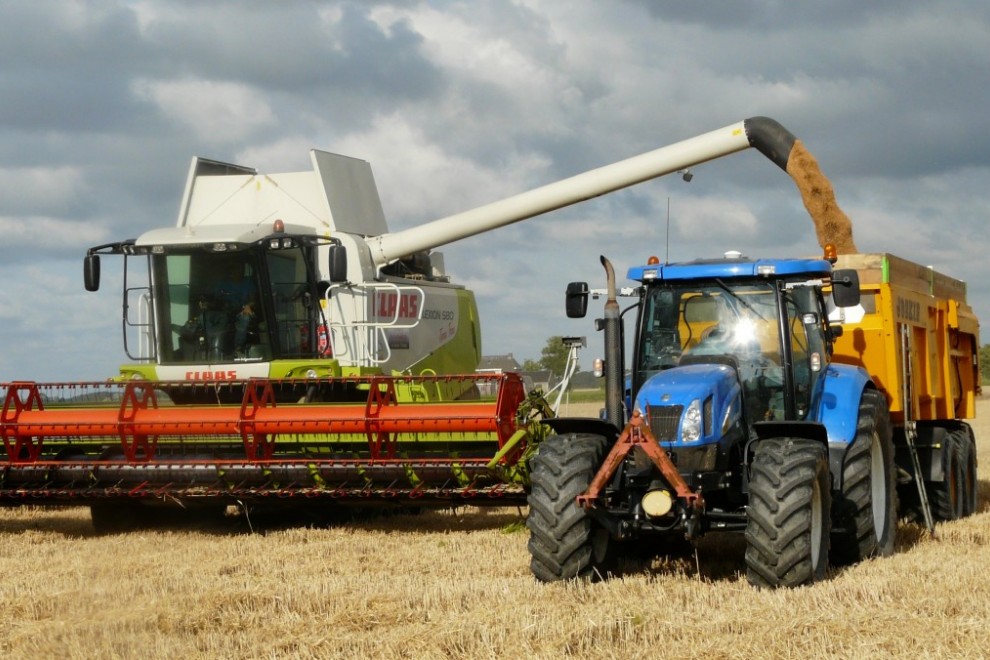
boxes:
[665,196,671,265]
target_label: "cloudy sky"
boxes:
[1,1,988,381]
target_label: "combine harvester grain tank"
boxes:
[0,118,980,588]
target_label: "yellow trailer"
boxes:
[831,252,980,523]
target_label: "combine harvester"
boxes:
[0,118,979,586]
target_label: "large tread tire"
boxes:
[526,433,613,582]
[831,389,897,565]
[745,438,831,589]
[954,426,979,517]
[929,430,966,521]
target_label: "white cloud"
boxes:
[327,113,554,224]
[0,216,107,248]
[132,77,277,144]
[0,165,85,214]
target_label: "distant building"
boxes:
[477,354,522,373]
[522,370,553,393]
[477,354,528,395]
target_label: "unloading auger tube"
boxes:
[0,373,546,505]
[368,116,852,266]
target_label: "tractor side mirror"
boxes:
[84,254,101,292]
[831,269,861,308]
[566,281,589,318]
[327,244,348,283]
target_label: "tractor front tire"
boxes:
[831,389,897,565]
[745,438,831,588]
[527,433,613,582]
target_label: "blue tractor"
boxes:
[527,251,898,588]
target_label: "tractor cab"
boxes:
[627,254,858,438]
[635,273,829,426]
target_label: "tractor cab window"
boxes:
[638,281,786,423]
[783,284,830,418]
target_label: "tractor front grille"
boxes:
[648,405,683,442]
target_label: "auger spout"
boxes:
[367,116,856,266]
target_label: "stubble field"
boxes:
[2,398,990,659]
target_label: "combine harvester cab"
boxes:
[527,249,979,588]
[81,151,483,399]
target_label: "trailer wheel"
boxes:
[954,427,979,517]
[526,433,613,582]
[929,430,965,521]
[745,438,830,588]
[831,389,896,565]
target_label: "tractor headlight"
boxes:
[682,399,702,443]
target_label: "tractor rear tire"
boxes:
[526,433,613,582]
[831,389,897,565]
[745,438,831,588]
[929,429,965,521]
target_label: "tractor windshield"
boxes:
[152,245,321,364]
[637,281,787,422]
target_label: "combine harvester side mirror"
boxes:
[327,243,348,283]
[84,254,101,292]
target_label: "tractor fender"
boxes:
[817,363,876,490]
[816,363,874,446]
[542,417,621,442]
